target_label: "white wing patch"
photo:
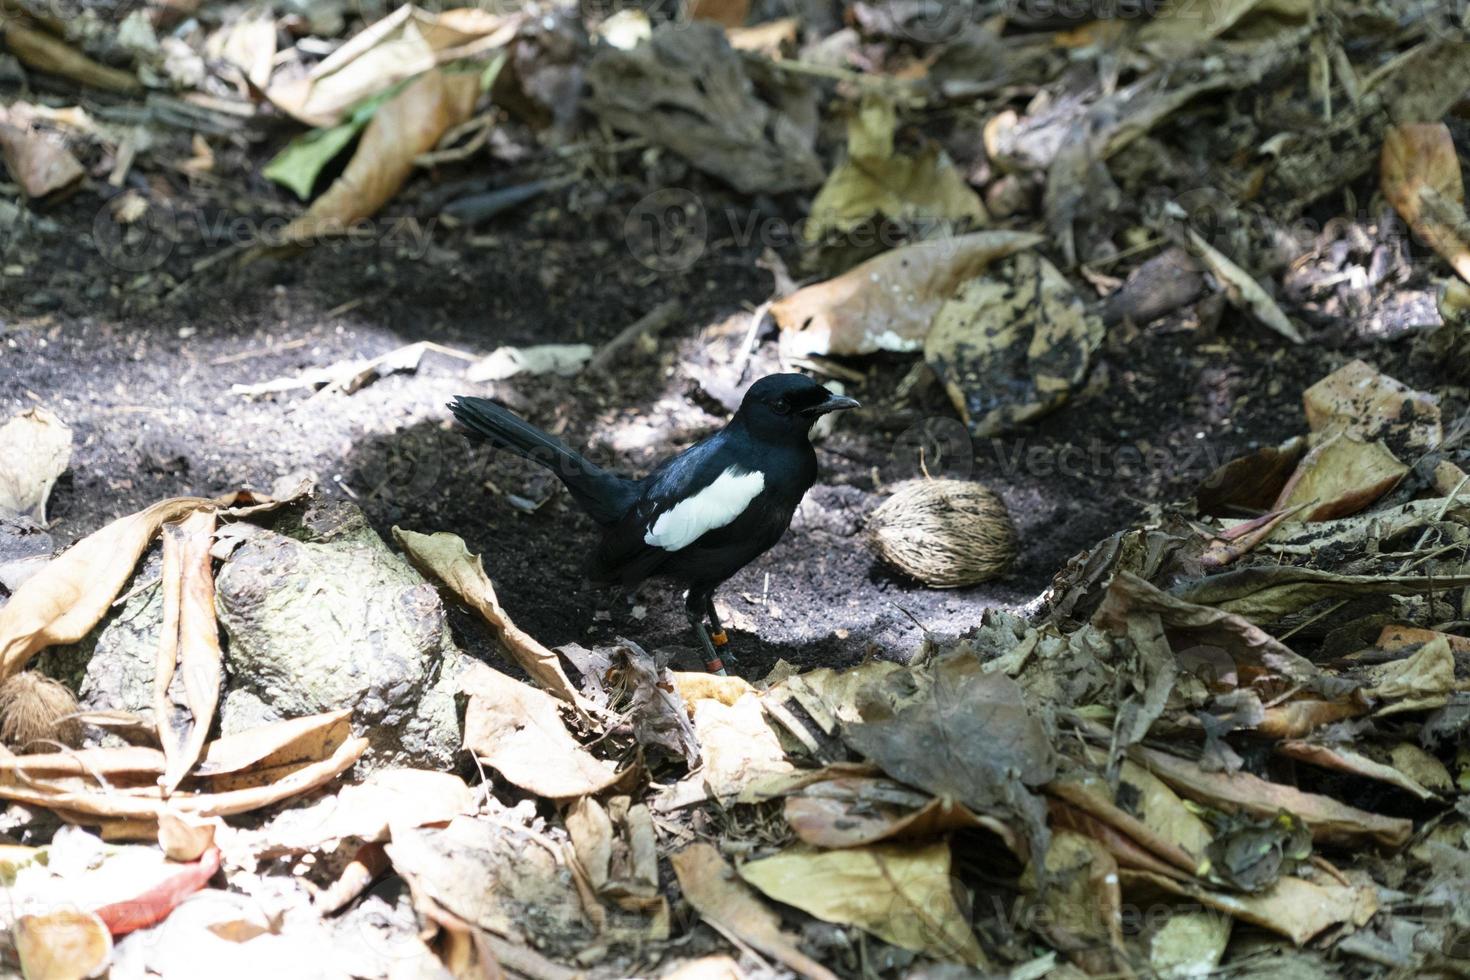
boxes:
[644,466,765,551]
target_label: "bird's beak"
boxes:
[805,394,861,416]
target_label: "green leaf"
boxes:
[262,121,363,200]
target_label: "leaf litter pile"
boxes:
[6,0,1470,976]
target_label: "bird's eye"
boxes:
[772,398,791,415]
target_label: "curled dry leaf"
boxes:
[194,709,354,787]
[0,490,299,680]
[688,691,792,800]
[460,661,619,799]
[155,510,224,795]
[670,843,838,980]
[784,776,1023,855]
[1187,229,1303,344]
[157,810,217,862]
[1276,742,1439,801]
[774,231,1045,358]
[1139,0,1310,56]
[1120,868,1376,946]
[0,408,72,522]
[1130,744,1411,848]
[266,5,519,127]
[14,909,112,980]
[924,251,1105,436]
[280,69,480,245]
[739,841,986,967]
[393,528,586,707]
[1382,122,1470,284]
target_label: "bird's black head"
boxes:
[736,373,860,442]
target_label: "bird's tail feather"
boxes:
[448,395,635,526]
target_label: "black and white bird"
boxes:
[449,374,859,674]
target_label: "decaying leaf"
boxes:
[1363,634,1455,712]
[689,691,792,800]
[606,642,700,768]
[670,844,839,980]
[1020,832,1126,975]
[0,119,83,198]
[1196,436,1307,515]
[195,709,355,787]
[14,909,112,980]
[841,652,1054,855]
[784,776,1023,856]
[1302,359,1442,454]
[740,841,986,966]
[392,528,587,708]
[1130,744,1412,848]
[1277,741,1440,801]
[1187,229,1304,344]
[0,20,139,93]
[1272,432,1407,523]
[924,251,1105,436]
[586,22,821,194]
[0,408,72,523]
[266,5,519,126]
[774,231,1044,358]
[1139,0,1311,56]
[1120,867,1376,946]
[0,490,299,680]
[1382,122,1470,284]
[155,510,224,795]
[93,846,222,935]
[280,69,480,245]
[806,95,987,243]
[1202,809,1312,893]
[460,662,619,798]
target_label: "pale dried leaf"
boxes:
[1382,123,1470,284]
[0,408,71,522]
[671,844,838,980]
[774,231,1045,357]
[461,662,619,798]
[14,909,112,980]
[739,841,986,967]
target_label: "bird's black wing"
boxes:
[588,432,764,586]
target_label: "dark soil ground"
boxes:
[0,140,1438,679]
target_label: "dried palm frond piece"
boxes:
[867,479,1017,587]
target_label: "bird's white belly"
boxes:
[644,466,765,551]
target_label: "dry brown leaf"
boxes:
[739,841,986,967]
[1046,761,1212,877]
[0,119,83,198]
[784,776,1023,856]
[0,408,71,522]
[0,20,139,93]
[1276,742,1439,801]
[774,231,1045,358]
[157,810,217,862]
[1382,122,1470,283]
[1187,229,1303,344]
[690,692,793,800]
[266,6,518,126]
[0,493,273,680]
[461,662,619,799]
[281,70,480,244]
[392,528,587,709]
[671,844,839,980]
[0,746,163,778]
[14,909,112,980]
[155,510,224,795]
[1130,744,1412,848]
[195,709,355,788]
[1302,359,1443,453]
[684,0,749,26]
[1139,0,1310,55]
[1121,869,1376,946]
[1364,634,1455,712]
[1378,625,1470,655]
[1272,432,1407,522]
[1022,832,1127,975]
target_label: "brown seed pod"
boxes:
[866,479,1017,587]
[0,672,82,752]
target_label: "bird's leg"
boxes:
[685,590,727,676]
[705,596,731,650]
